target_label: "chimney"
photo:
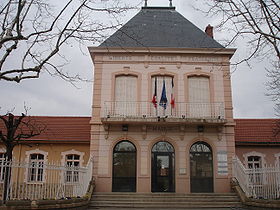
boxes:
[205,24,213,38]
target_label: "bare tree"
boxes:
[0,0,137,83]
[199,0,279,114]
[0,112,45,202]
[199,0,279,67]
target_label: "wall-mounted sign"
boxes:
[217,151,228,175]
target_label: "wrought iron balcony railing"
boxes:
[102,101,225,120]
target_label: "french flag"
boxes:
[171,77,175,108]
[152,77,157,108]
[159,79,168,109]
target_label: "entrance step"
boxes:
[89,192,243,209]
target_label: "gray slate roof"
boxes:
[99,7,224,48]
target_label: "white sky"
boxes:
[0,0,276,118]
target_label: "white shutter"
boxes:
[188,77,210,103]
[115,75,137,116]
[115,76,125,102]
[188,76,210,118]
[126,76,137,115]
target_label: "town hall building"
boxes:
[1,2,280,202]
[88,3,236,193]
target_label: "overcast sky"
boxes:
[0,0,276,118]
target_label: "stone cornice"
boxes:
[88,47,236,57]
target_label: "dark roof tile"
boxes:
[99,7,224,48]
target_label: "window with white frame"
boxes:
[0,153,6,182]
[247,156,262,169]
[28,153,45,182]
[247,156,262,185]
[274,153,280,167]
[65,154,80,183]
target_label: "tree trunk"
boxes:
[3,145,13,203]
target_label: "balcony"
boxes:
[101,101,226,125]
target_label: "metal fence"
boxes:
[0,157,93,200]
[103,101,225,119]
[232,157,280,199]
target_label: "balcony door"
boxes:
[188,76,210,118]
[115,75,137,117]
[151,76,173,117]
[190,142,213,193]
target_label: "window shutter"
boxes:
[114,75,137,116]
[188,76,210,118]
[188,76,210,103]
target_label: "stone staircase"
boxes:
[89,192,244,209]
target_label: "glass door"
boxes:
[190,142,213,193]
[152,153,174,192]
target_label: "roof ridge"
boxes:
[141,6,176,10]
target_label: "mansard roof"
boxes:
[99,6,224,49]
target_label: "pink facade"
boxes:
[235,119,280,168]
[89,5,237,193]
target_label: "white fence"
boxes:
[0,158,93,200]
[232,157,280,199]
[103,101,225,119]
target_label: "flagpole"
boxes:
[163,77,165,117]
[171,78,172,116]
[171,77,173,116]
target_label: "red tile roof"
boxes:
[1,116,280,145]
[0,116,91,143]
[235,119,280,144]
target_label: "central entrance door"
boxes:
[151,141,175,192]
[190,141,213,193]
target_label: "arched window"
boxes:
[152,141,174,153]
[151,141,175,192]
[190,141,213,192]
[112,141,136,192]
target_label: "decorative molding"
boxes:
[104,124,110,139]
[61,149,85,166]
[274,153,280,166]
[217,126,223,141]
[176,62,181,69]
[60,149,85,184]
[179,125,185,140]
[243,151,266,168]
[142,125,147,139]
